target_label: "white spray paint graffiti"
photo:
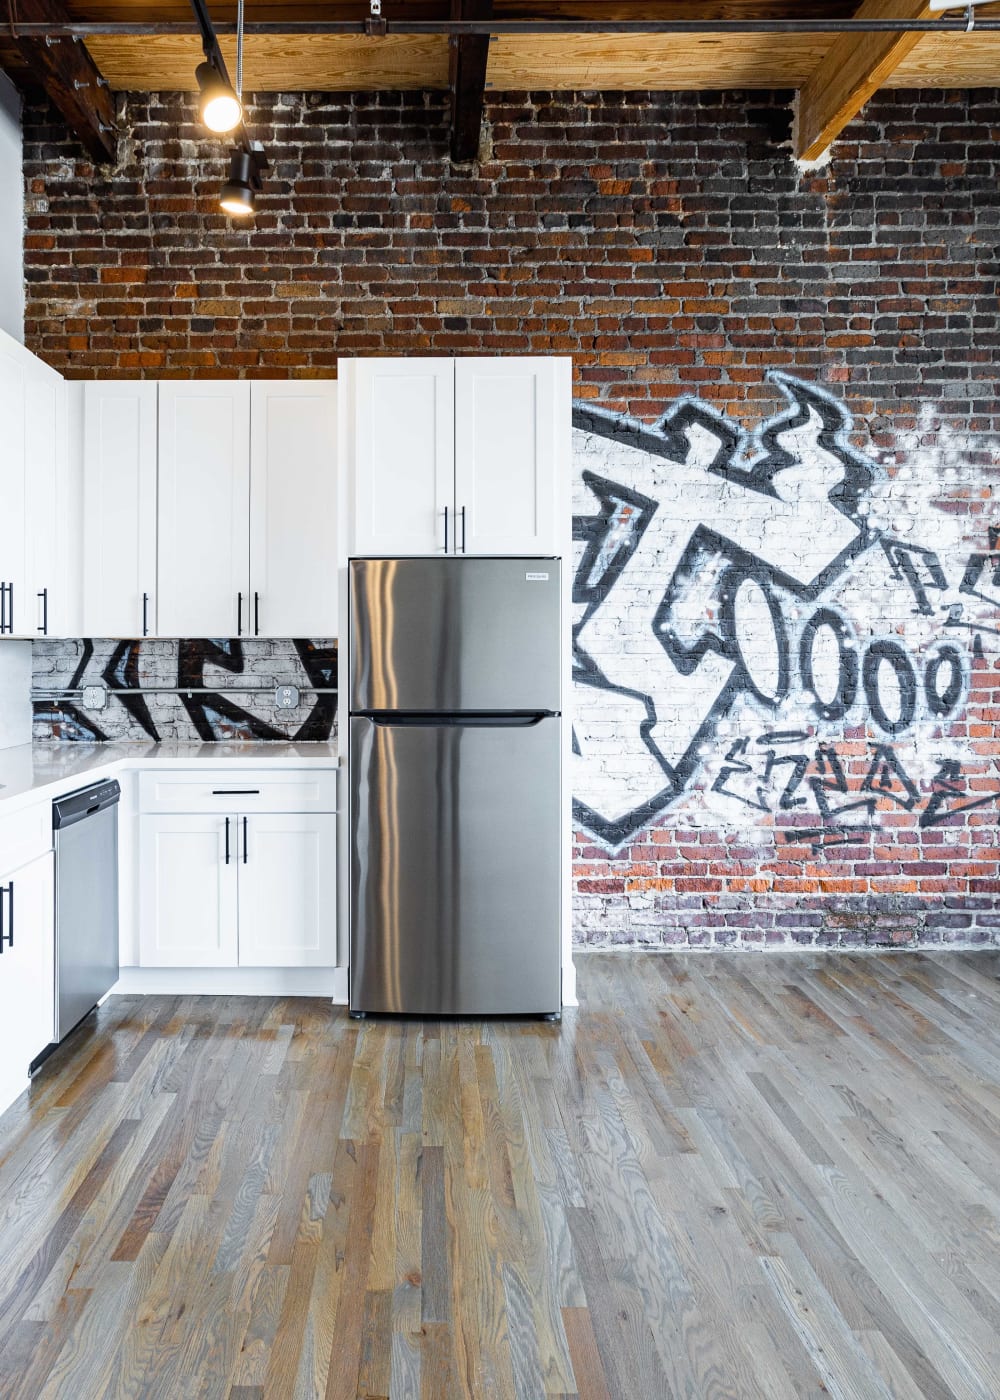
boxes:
[572,373,1000,851]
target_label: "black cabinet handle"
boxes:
[237,592,243,636]
[142,592,149,637]
[443,505,449,553]
[254,591,260,636]
[0,582,7,634]
[37,588,48,636]
[461,505,467,553]
[224,816,231,865]
[242,816,248,864]
[0,882,13,951]
[212,789,260,796]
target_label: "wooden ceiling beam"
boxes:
[795,0,934,160]
[449,0,491,161]
[9,0,117,160]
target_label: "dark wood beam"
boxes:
[448,0,491,162]
[9,0,117,161]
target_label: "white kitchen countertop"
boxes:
[0,741,340,815]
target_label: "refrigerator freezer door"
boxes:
[350,714,561,1015]
[349,556,561,715]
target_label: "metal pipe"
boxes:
[32,686,338,698]
[7,16,1000,36]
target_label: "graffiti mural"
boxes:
[32,638,337,743]
[572,373,1000,850]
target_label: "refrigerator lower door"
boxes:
[350,714,561,1015]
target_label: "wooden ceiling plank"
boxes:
[795,0,934,160]
[10,0,117,160]
[449,0,491,161]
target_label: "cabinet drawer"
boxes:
[138,768,338,815]
[0,799,52,877]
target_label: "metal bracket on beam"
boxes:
[365,0,387,38]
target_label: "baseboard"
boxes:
[561,956,578,1007]
[113,966,350,1002]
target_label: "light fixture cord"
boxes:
[236,0,244,98]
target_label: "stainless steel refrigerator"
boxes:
[349,556,562,1018]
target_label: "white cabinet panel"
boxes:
[23,360,62,637]
[83,382,158,637]
[139,814,238,967]
[157,382,250,637]
[237,813,337,966]
[455,358,560,556]
[0,851,55,1117]
[137,767,338,815]
[0,335,26,636]
[250,382,338,637]
[353,359,454,556]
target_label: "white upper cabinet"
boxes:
[249,382,338,638]
[0,332,70,638]
[0,337,27,636]
[455,358,561,556]
[351,358,455,556]
[345,355,567,558]
[83,382,158,637]
[157,382,251,637]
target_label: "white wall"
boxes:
[0,643,31,750]
[0,71,22,344]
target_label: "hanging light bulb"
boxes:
[196,61,243,134]
[219,148,256,216]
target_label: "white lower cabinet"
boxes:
[139,808,336,969]
[140,814,239,967]
[238,814,337,967]
[0,850,55,1116]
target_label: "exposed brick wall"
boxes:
[20,87,1000,948]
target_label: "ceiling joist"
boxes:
[7,0,117,161]
[797,0,937,160]
[448,0,492,161]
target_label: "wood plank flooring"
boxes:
[2,951,1000,1397]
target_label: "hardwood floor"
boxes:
[2,952,1000,1398]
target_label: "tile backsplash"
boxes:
[32,639,337,743]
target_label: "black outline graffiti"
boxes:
[799,608,859,722]
[33,638,338,743]
[862,641,917,737]
[572,373,877,847]
[924,645,964,718]
[880,538,948,616]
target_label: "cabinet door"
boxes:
[237,813,337,967]
[352,359,454,556]
[83,382,158,637]
[249,381,338,637]
[139,814,238,967]
[23,360,62,638]
[0,333,26,636]
[454,358,560,555]
[0,851,55,1115]
[157,382,251,637]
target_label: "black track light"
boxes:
[219,149,254,216]
[219,144,267,218]
[196,60,243,135]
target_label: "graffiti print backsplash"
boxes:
[32,638,337,743]
[572,373,1000,858]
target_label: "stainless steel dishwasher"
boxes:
[52,779,121,1042]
